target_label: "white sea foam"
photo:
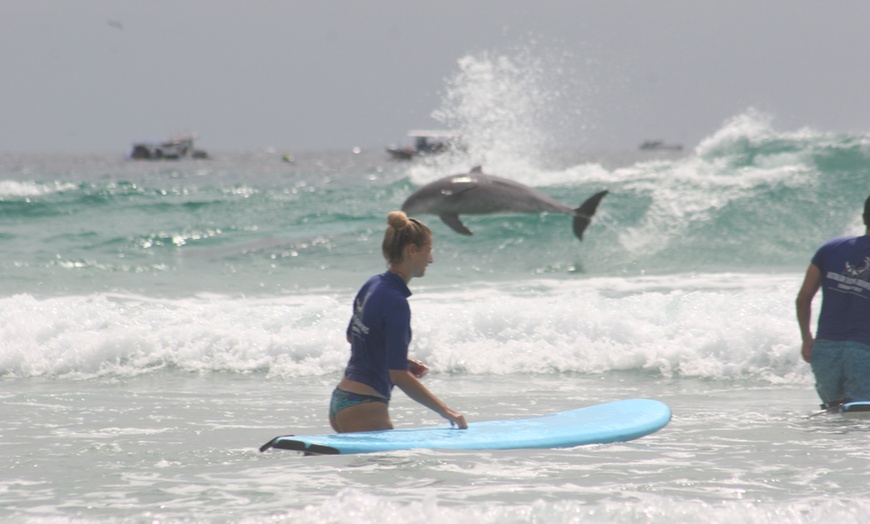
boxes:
[0,179,76,199]
[235,491,870,524]
[0,273,810,384]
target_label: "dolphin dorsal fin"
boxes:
[470,166,483,174]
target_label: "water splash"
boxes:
[430,43,595,172]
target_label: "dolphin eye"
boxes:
[440,189,453,196]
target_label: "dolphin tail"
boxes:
[572,190,609,240]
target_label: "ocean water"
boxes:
[4,109,870,523]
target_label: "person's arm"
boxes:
[389,369,467,429]
[796,263,822,364]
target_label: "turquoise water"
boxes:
[3,112,870,522]
[4,113,868,298]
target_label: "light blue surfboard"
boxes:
[841,401,870,419]
[815,400,870,418]
[259,398,671,455]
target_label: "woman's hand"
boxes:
[443,407,468,429]
[408,358,429,378]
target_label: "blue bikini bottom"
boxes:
[329,387,388,419]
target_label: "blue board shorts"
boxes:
[329,387,388,419]
[811,340,870,404]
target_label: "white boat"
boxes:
[128,134,208,160]
[386,130,462,160]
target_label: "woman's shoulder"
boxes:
[376,271,412,297]
[361,273,410,303]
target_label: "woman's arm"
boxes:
[389,369,467,429]
[796,263,822,364]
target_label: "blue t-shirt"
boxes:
[812,235,870,345]
[344,272,412,399]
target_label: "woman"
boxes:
[329,211,467,433]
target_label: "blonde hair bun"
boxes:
[387,210,411,230]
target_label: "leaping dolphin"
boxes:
[401,166,608,240]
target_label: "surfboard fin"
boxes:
[259,434,294,452]
[820,397,853,412]
[572,190,608,240]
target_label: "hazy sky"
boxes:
[2,1,869,153]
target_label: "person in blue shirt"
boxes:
[797,194,870,408]
[329,211,467,433]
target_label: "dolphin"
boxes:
[401,166,608,240]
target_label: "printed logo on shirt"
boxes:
[350,292,372,339]
[827,257,870,297]
[845,256,870,279]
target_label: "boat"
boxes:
[127,134,209,160]
[386,130,462,160]
[639,140,683,152]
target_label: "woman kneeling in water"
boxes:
[329,211,467,433]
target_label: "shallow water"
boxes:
[4,373,869,523]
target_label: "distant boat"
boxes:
[639,140,683,152]
[386,130,462,160]
[128,134,209,160]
